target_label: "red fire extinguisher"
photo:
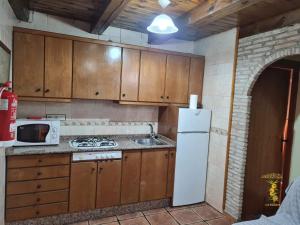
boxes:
[0,82,18,147]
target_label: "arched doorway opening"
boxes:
[242,57,300,220]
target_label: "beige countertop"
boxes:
[5,134,176,156]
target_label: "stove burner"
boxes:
[69,137,118,150]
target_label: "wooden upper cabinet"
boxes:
[13,32,44,97]
[96,160,121,208]
[121,48,140,101]
[69,162,97,212]
[73,41,121,100]
[189,57,205,105]
[140,150,169,201]
[45,37,72,98]
[139,51,167,102]
[121,151,141,204]
[165,55,190,104]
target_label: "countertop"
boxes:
[5,134,176,156]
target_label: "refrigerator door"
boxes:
[173,132,209,206]
[177,108,211,133]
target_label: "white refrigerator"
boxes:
[173,108,211,206]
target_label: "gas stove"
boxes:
[69,136,118,150]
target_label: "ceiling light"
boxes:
[158,0,171,8]
[147,14,178,34]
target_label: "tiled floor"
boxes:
[72,203,235,225]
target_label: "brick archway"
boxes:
[224,24,300,220]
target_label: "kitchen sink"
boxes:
[133,138,168,146]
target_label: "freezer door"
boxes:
[173,132,209,206]
[178,108,211,133]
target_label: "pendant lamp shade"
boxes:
[147,14,178,34]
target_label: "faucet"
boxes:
[148,123,155,139]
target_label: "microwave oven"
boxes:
[13,119,60,146]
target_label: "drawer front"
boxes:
[7,154,70,168]
[7,165,70,181]
[6,190,69,209]
[7,177,69,195]
[6,202,68,222]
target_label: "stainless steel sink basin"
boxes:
[133,138,167,146]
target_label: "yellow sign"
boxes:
[261,173,282,207]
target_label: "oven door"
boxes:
[16,124,50,145]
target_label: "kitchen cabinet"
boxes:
[166,149,176,197]
[120,48,140,101]
[189,57,205,105]
[13,32,44,97]
[140,150,169,201]
[45,37,72,98]
[73,41,122,100]
[121,151,141,204]
[69,162,97,212]
[164,55,190,104]
[139,51,167,102]
[96,160,122,208]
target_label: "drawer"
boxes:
[7,165,70,181]
[7,177,69,195]
[6,202,68,222]
[7,154,70,168]
[6,190,69,209]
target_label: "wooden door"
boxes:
[140,150,169,201]
[121,151,141,204]
[45,37,72,98]
[121,48,140,101]
[189,57,205,105]
[166,149,176,197]
[96,160,121,208]
[73,41,121,100]
[139,51,166,102]
[69,162,97,212]
[165,55,190,103]
[13,32,44,97]
[242,67,292,220]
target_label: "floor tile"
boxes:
[170,209,203,224]
[70,222,89,225]
[89,216,118,225]
[117,212,144,221]
[143,208,167,215]
[193,205,223,221]
[166,205,190,212]
[146,212,178,225]
[119,217,150,225]
[207,217,233,225]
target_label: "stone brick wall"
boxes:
[225,23,300,219]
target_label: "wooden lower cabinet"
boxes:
[69,162,97,212]
[96,160,122,208]
[167,149,176,197]
[140,150,169,201]
[121,151,141,204]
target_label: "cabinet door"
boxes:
[96,160,121,208]
[139,51,166,102]
[140,150,169,201]
[45,37,72,98]
[189,57,205,105]
[121,48,140,101]
[121,151,141,204]
[166,149,176,197]
[165,55,190,104]
[73,41,121,100]
[69,162,97,212]
[13,32,44,97]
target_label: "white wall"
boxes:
[290,77,300,182]
[194,28,238,212]
[15,11,195,54]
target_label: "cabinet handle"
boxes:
[91,167,96,173]
[36,198,40,203]
[99,167,103,173]
[38,159,42,163]
[124,155,128,160]
[36,184,41,189]
[122,93,126,97]
[35,88,41,92]
[36,211,40,215]
[161,96,164,99]
[44,89,50,93]
[170,152,174,157]
[165,153,169,158]
[37,172,42,176]
[95,91,100,96]
[166,96,169,99]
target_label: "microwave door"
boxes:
[17,124,50,143]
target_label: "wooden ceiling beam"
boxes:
[240,7,300,38]
[91,0,129,34]
[8,0,30,22]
